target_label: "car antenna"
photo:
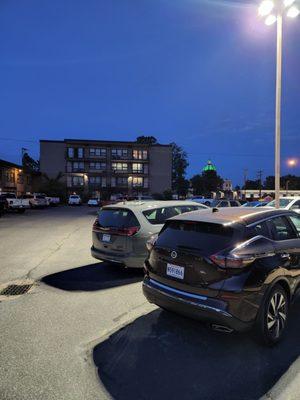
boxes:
[212,208,219,213]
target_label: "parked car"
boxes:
[267,197,300,213]
[0,193,26,213]
[21,193,48,208]
[242,201,269,207]
[45,196,60,206]
[68,194,82,205]
[91,201,208,268]
[88,198,100,207]
[0,195,7,216]
[143,207,300,345]
[210,199,241,208]
[188,197,214,207]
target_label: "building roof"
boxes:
[0,159,22,169]
[40,139,171,147]
[203,159,217,172]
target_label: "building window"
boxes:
[132,163,148,173]
[89,148,106,157]
[111,177,116,187]
[111,148,128,159]
[89,162,106,170]
[89,176,106,187]
[144,177,149,188]
[111,162,128,172]
[132,177,143,187]
[68,176,84,187]
[116,177,128,187]
[73,162,84,171]
[68,147,74,158]
[5,171,15,183]
[133,149,148,160]
[17,173,24,184]
[77,148,84,158]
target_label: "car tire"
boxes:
[255,284,289,346]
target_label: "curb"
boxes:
[261,357,300,400]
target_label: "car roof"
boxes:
[169,207,295,226]
[102,200,208,211]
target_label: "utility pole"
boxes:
[243,169,248,200]
[257,170,263,198]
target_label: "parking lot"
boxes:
[1,206,300,400]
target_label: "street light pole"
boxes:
[275,12,283,209]
[258,0,299,209]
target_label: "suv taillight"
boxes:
[210,254,254,269]
[92,219,140,236]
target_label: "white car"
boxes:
[68,195,82,205]
[87,198,100,207]
[266,197,300,213]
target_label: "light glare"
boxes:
[284,0,295,7]
[287,158,298,167]
[287,6,300,17]
[258,0,274,16]
[265,14,277,25]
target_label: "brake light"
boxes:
[210,254,254,269]
[146,234,158,251]
[92,219,140,236]
[93,218,100,230]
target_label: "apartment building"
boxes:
[0,159,33,195]
[40,139,172,198]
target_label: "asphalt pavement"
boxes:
[0,206,299,400]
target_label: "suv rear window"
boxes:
[156,220,243,254]
[98,208,140,228]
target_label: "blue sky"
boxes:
[0,0,299,185]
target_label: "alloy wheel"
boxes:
[267,291,287,340]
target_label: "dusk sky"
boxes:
[0,0,299,185]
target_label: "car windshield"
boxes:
[98,208,140,228]
[267,198,293,208]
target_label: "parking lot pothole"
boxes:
[0,280,35,300]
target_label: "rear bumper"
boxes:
[91,246,145,268]
[142,277,253,332]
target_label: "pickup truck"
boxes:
[0,193,26,213]
[20,193,48,208]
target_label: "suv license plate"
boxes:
[166,264,184,280]
[102,234,111,242]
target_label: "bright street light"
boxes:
[287,158,298,167]
[258,0,299,208]
[284,0,295,7]
[287,5,300,17]
[265,14,277,24]
[259,0,274,16]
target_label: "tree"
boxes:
[39,172,66,199]
[190,170,223,195]
[172,143,189,196]
[136,136,157,144]
[243,179,260,190]
[22,152,40,172]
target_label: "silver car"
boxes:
[91,200,208,268]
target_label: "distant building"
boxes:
[203,160,217,172]
[0,159,33,195]
[222,179,233,192]
[40,139,172,197]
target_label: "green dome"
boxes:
[203,160,216,172]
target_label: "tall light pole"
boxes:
[258,0,299,208]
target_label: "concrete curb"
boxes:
[261,357,300,400]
